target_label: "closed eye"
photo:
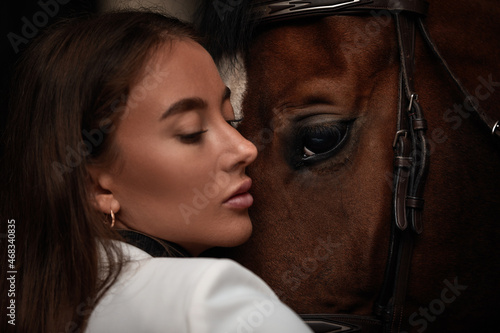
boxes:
[178,129,208,144]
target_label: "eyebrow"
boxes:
[160,87,231,120]
[160,97,207,120]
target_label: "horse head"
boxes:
[197,1,500,331]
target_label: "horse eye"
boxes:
[300,122,350,161]
[287,118,352,169]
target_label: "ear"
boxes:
[87,166,121,215]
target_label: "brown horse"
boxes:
[197,0,500,332]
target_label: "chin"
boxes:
[219,215,253,248]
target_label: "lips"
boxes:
[223,178,253,209]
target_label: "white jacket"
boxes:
[86,241,313,333]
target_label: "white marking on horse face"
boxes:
[218,54,248,123]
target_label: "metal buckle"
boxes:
[393,130,407,148]
[492,120,500,135]
[408,93,418,112]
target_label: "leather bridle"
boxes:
[250,1,500,332]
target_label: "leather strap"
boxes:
[374,10,429,332]
[416,18,500,139]
[252,0,429,22]
[395,10,430,236]
[300,314,364,332]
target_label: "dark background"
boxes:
[1,0,98,157]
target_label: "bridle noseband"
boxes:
[251,1,500,332]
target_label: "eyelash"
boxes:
[178,130,208,144]
[227,118,243,128]
[178,118,243,144]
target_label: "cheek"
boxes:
[119,159,194,199]
[113,145,218,208]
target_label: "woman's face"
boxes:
[98,40,257,256]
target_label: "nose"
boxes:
[221,125,258,173]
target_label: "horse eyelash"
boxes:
[227,118,244,127]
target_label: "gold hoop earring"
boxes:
[110,209,115,228]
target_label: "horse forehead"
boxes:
[217,16,397,119]
[244,18,396,101]
[251,16,395,67]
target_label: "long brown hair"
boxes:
[0,11,198,333]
